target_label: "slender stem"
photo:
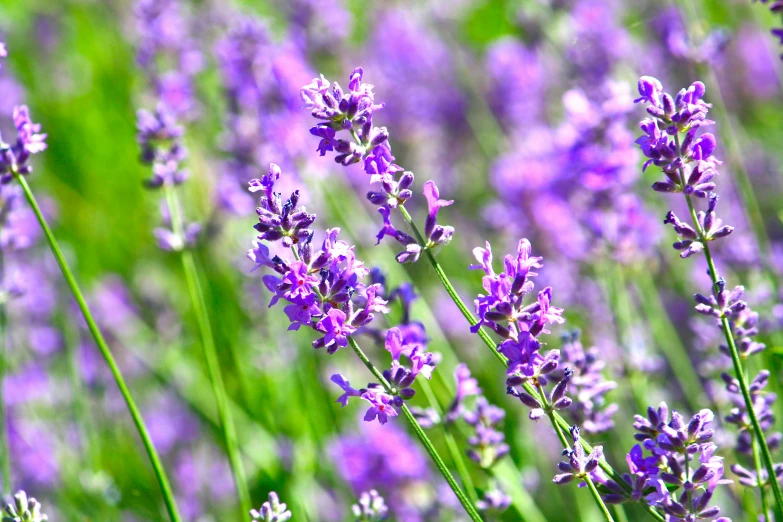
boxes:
[15,174,181,522]
[0,300,11,496]
[396,204,667,522]
[670,132,783,519]
[345,336,483,522]
[585,476,615,522]
[751,434,770,521]
[418,377,479,504]
[535,382,615,522]
[164,185,251,516]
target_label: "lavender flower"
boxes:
[463,396,509,469]
[445,363,482,422]
[352,490,388,521]
[250,492,291,522]
[550,331,618,434]
[634,75,782,499]
[475,486,511,513]
[301,68,455,263]
[553,426,604,486]
[597,403,731,521]
[135,104,187,186]
[248,165,437,424]
[2,490,48,522]
[0,106,47,183]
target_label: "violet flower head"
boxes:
[0,105,47,183]
[301,68,455,264]
[463,396,509,469]
[3,490,48,522]
[551,331,618,434]
[475,486,512,514]
[249,491,291,522]
[351,489,389,521]
[136,104,188,188]
[553,426,603,486]
[249,163,315,248]
[445,363,482,422]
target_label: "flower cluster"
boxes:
[352,490,388,521]
[0,105,47,183]
[635,76,780,498]
[551,331,618,434]
[248,163,315,247]
[301,67,454,263]
[248,165,386,349]
[596,403,731,521]
[3,490,48,522]
[331,325,437,425]
[248,165,436,424]
[553,426,603,486]
[136,105,200,251]
[249,491,291,522]
[135,0,202,118]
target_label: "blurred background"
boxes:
[1,0,783,520]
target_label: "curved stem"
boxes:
[671,132,783,519]
[345,337,483,522]
[396,204,666,522]
[164,185,251,516]
[15,174,181,522]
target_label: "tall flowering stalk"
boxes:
[136,103,251,515]
[0,49,181,522]
[246,164,482,521]
[300,67,666,522]
[633,76,783,519]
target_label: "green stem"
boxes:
[163,185,251,517]
[15,174,181,522]
[585,476,615,522]
[672,132,783,519]
[396,205,666,522]
[419,378,479,504]
[345,337,482,522]
[0,300,11,496]
[751,434,770,522]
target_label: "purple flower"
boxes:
[463,397,509,469]
[300,68,456,263]
[553,426,603,486]
[351,489,388,521]
[0,105,47,182]
[331,374,362,407]
[362,390,398,425]
[250,491,291,521]
[315,309,355,353]
[445,363,482,422]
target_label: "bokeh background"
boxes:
[1,0,783,520]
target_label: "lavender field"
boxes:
[2,0,783,520]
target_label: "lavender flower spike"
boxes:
[300,68,455,264]
[3,490,48,522]
[352,490,389,521]
[250,492,291,522]
[0,106,48,183]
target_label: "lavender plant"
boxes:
[0,44,181,522]
[633,76,783,519]
[245,163,481,521]
[2,490,47,522]
[300,66,669,522]
[352,490,389,521]
[250,492,291,522]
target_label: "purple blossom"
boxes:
[0,105,47,183]
[553,426,603,486]
[315,309,355,352]
[463,397,509,469]
[300,68,455,263]
[250,491,291,521]
[351,490,388,521]
[445,363,482,422]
